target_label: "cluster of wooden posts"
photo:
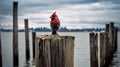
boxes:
[13,2,37,67]
[90,22,118,67]
[0,1,36,67]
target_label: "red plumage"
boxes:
[50,12,60,34]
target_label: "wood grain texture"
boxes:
[90,33,98,67]
[13,2,19,66]
[24,19,30,60]
[100,33,108,67]
[35,35,74,67]
[32,32,36,58]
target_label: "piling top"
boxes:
[24,19,28,22]
[13,1,18,5]
[36,34,75,40]
[110,22,114,25]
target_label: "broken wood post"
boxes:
[106,24,109,32]
[13,1,19,66]
[114,27,118,51]
[32,32,36,58]
[105,22,118,66]
[35,35,75,67]
[105,24,111,65]
[24,19,30,60]
[100,33,108,67]
[108,22,114,61]
[89,33,98,67]
[0,19,1,67]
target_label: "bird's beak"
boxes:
[50,16,52,18]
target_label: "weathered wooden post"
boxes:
[89,33,98,67]
[114,27,118,51]
[106,24,109,32]
[105,22,118,66]
[105,24,110,66]
[13,1,19,66]
[35,35,74,67]
[109,22,114,61]
[100,33,108,67]
[32,32,36,58]
[0,28,2,67]
[24,19,30,60]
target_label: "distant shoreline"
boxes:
[1,27,120,32]
[0,30,105,32]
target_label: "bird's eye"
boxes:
[52,17,54,20]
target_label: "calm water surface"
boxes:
[1,32,120,67]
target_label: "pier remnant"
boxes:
[32,32,36,58]
[24,19,30,60]
[100,33,108,67]
[35,35,74,67]
[13,1,19,66]
[105,22,116,65]
[99,22,118,67]
[89,33,98,67]
[0,13,1,66]
[114,27,118,51]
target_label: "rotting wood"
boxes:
[35,34,74,67]
[90,33,98,67]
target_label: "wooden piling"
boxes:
[32,32,36,58]
[109,22,114,52]
[35,35,74,67]
[108,22,114,62]
[106,24,109,32]
[0,18,1,67]
[90,33,98,67]
[100,33,108,67]
[114,27,118,51]
[24,19,30,60]
[105,22,118,66]
[13,1,19,66]
[105,24,111,65]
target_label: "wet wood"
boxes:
[99,22,118,67]
[109,22,114,55]
[90,33,98,67]
[114,27,118,51]
[106,22,115,64]
[32,32,36,58]
[35,35,74,67]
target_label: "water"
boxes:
[1,32,120,67]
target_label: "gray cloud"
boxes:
[0,0,12,16]
[0,0,120,29]
[100,0,120,4]
[58,0,99,4]
[1,0,120,16]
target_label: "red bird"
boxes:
[50,12,60,34]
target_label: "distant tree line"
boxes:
[0,27,120,32]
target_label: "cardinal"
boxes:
[50,12,60,34]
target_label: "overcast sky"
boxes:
[0,0,120,29]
